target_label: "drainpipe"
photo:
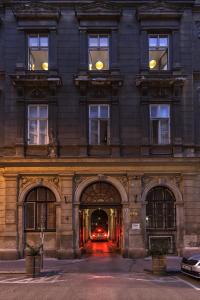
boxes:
[16,175,20,258]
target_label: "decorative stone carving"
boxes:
[19,175,60,192]
[118,176,128,189]
[48,128,58,158]
[29,88,46,99]
[142,176,154,188]
[74,176,85,190]
[142,174,182,190]
[137,1,183,20]
[13,1,61,21]
[80,181,121,206]
[76,0,121,20]
[136,74,186,103]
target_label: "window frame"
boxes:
[27,104,49,145]
[28,33,49,71]
[148,34,169,71]
[150,104,171,145]
[24,187,56,232]
[89,104,110,145]
[146,187,176,230]
[88,34,110,71]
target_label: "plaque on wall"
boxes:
[132,223,140,230]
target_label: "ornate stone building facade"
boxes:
[0,0,200,259]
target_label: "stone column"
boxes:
[140,30,148,72]
[15,102,25,157]
[79,30,87,72]
[127,174,146,258]
[79,98,88,156]
[111,29,119,71]
[57,174,74,259]
[172,31,181,70]
[17,203,24,258]
[2,174,18,259]
[122,205,130,257]
[49,30,58,72]
[73,203,81,258]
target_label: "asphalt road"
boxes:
[0,247,200,300]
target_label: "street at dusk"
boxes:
[0,247,200,300]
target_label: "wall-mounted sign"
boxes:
[132,223,140,230]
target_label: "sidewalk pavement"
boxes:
[0,256,182,274]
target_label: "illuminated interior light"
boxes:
[95,61,104,70]
[89,64,92,70]
[42,62,48,71]
[149,59,157,69]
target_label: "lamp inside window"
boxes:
[88,35,109,71]
[28,35,49,71]
[149,35,169,71]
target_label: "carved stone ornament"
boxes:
[80,181,121,206]
[19,175,60,192]
[10,73,62,93]
[76,0,121,20]
[74,176,85,189]
[75,72,123,97]
[142,174,182,190]
[137,1,183,20]
[136,74,186,102]
[118,176,128,190]
[13,1,61,21]
[142,176,154,188]
[47,128,58,158]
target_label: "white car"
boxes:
[181,254,200,279]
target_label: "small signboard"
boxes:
[132,223,140,230]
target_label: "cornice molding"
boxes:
[76,0,121,20]
[137,1,183,20]
[13,1,61,21]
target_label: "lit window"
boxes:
[149,35,169,71]
[88,35,109,71]
[28,105,48,145]
[150,104,170,144]
[89,104,110,145]
[24,187,56,231]
[28,34,48,71]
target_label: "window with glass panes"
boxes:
[24,187,56,231]
[88,35,109,71]
[146,186,176,229]
[149,35,169,71]
[28,34,49,71]
[150,104,170,144]
[28,105,48,145]
[89,104,110,145]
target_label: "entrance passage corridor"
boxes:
[85,241,118,256]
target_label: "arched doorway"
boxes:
[79,181,122,254]
[146,186,176,253]
[24,187,56,256]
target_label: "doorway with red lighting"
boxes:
[79,181,122,255]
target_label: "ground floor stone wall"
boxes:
[0,159,199,259]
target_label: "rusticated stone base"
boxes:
[128,248,147,258]
[0,249,19,260]
[57,249,75,259]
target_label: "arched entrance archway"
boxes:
[79,181,122,254]
[145,186,176,253]
[23,186,57,257]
